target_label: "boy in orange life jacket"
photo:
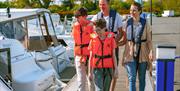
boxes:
[88,18,119,91]
[72,7,94,91]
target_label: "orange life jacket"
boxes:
[89,32,116,68]
[72,21,93,57]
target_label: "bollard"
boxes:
[156,45,176,91]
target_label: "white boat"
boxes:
[0,8,75,91]
[0,38,57,91]
[52,14,74,59]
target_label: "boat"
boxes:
[51,14,74,59]
[0,8,75,91]
[0,75,13,91]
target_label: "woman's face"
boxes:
[130,5,140,18]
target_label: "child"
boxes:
[72,7,94,91]
[88,18,119,91]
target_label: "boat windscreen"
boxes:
[0,48,11,82]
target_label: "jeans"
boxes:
[75,56,87,91]
[93,68,113,91]
[125,59,147,91]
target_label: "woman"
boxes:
[122,2,154,91]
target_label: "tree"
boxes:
[13,0,32,8]
[13,0,51,8]
[37,0,52,8]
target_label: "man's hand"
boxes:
[116,27,126,46]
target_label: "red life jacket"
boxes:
[72,21,93,57]
[89,32,116,68]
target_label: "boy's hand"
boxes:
[113,67,119,79]
[88,72,93,81]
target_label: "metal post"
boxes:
[150,0,152,26]
[156,45,176,91]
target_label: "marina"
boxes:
[0,8,180,91]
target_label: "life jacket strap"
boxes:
[94,54,112,66]
[75,43,89,48]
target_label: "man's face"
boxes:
[99,0,108,12]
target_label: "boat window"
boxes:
[13,20,28,48]
[13,20,27,40]
[0,21,15,39]
[39,14,54,47]
[27,16,48,51]
[51,14,65,35]
[0,48,11,82]
[0,20,28,48]
[44,13,59,46]
[27,17,43,37]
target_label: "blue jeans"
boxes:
[125,59,147,91]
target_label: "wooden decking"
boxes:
[62,47,154,91]
[114,64,154,91]
[62,63,154,91]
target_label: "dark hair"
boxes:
[95,18,106,29]
[106,0,110,4]
[99,0,110,4]
[132,2,142,13]
[74,7,87,18]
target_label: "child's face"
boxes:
[95,27,106,36]
[77,15,87,23]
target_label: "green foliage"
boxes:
[143,0,180,16]
[88,9,99,15]
[83,1,97,11]
[6,0,51,8]
[161,0,180,16]
[143,0,163,15]
[48,5,61,13]
[1,0,180,17]
[62,0,75,9]
[0,2,9,8]
[111,0,131,14]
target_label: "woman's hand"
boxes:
[149,50,154,62]
[129,42,134,56]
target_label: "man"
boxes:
[91,0,126,90]
[72,7,94,91]
[91,0,126,65]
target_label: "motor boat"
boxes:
[0,8,75,91]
